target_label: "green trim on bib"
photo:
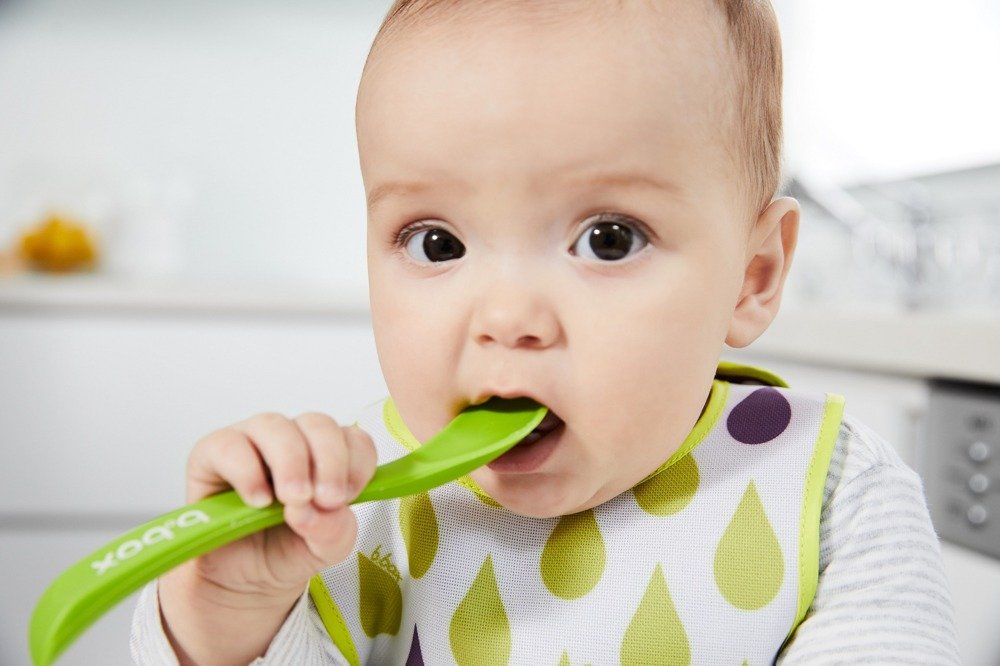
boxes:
[383,400,422,451]
[787,392,845,642]
[640,359,788,480]
[638,379,728,483]
[309,574,361,666]
[716,360,789,388]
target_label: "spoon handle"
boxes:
[29,492,281,666]
[29,397,546,665]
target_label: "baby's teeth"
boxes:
[520,431,543,445]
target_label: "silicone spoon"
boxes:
[29,397,545,666]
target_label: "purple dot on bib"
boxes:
[727,387,792,444]
[406,626,424,666]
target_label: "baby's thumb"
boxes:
[344,425,377,500]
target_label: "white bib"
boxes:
[310,362,844,665]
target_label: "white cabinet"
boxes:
[0,308,387,665]
[2,528,139,665]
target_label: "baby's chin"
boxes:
[470,471,606,518]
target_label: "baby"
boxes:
[131,0,959,664]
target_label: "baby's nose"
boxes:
[469,280,561,350]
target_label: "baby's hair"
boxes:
[365,0,783,222]
[717,0,784,220]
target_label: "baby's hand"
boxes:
[186,411,377,591]
[158,412,376,663]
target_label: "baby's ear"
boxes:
[725,196,800,348]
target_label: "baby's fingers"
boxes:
[234,413,313,506]
[187,428,272,507]
[344,425,377,501]
[290,429,373,567]
[293,412,351,510]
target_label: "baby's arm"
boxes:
[133,412,376,665]
[778,417,960,664]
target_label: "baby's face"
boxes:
[359,2,753,517]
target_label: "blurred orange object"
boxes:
[18,214,99,273]
[0,247,26,275]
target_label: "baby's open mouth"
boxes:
[517,409,564,446]
[486,404,565,472]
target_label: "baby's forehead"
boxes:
[360,0,738,154]
[364,0,735,110]
[382,0,719,24]
[370,0,729,63]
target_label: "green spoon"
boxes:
[29,397,545,666]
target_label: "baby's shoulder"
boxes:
[823,413,922,508]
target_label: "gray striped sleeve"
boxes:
[129,582,179,666]
[777,416,961,664]
[250,592,347,665]
[129,581,347,665]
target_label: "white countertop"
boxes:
[0,273,371,317]
[746,305,1000,385]
[2,274,998,384]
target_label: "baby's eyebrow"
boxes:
[563,171,683,197]
[365,170,682,211]
[366,180,437,212]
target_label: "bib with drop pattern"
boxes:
[309,362,844,666]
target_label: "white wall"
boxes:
[0,310,387,665]
[1,0,997,289]
[774,0,1000,184]
[0,0,392,287]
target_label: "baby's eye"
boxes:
[571,217,648,261]
[404,226,466,263]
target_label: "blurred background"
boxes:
[1,0,998,663]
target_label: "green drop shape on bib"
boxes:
[557,651,592,666]
[399,492,439,579]
[357,550,403,637]
[450,555,511,666]
[540,509,607,599]
[713,481,784,610]
[633,454,700,516]
[621,563,690,666]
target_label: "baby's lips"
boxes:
[469,387,550,408]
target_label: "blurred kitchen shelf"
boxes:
[0,273,370,317]
[747,305,1000,385]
